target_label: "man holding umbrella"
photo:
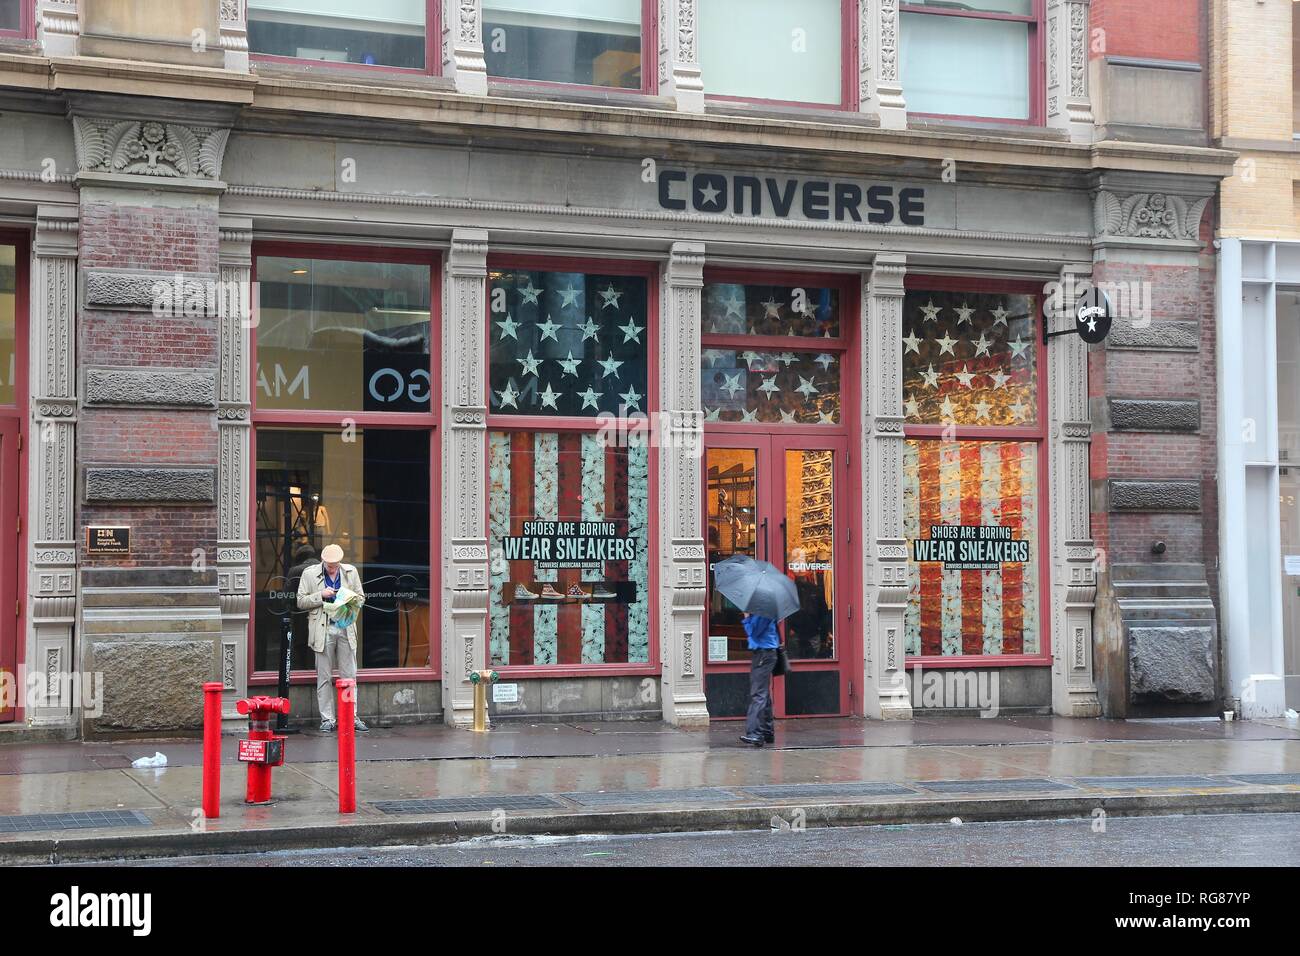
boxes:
[713,555,800,748]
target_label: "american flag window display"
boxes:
[700,282,845,424]
[901,290,1038,427]
[901,287,1043,659]
[488,270,649,418]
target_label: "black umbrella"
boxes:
[713,554,800,621]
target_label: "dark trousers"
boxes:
[745,648,777,737]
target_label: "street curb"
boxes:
[8,787,1300,864]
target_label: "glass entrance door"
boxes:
[0,419,17,722]
[703,437,848,718]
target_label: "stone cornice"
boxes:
[0,54,1234,184]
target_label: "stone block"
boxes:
[90,639,212,730]
[1129,626,1216,704]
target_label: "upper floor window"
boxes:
[0,0,23,36]
[900,1,1038,122]
[484,0,645,90]
[698,0,846,106]
[248,0,430,70]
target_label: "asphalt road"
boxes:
[102,811,1300,867]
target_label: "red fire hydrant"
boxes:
[235,696,290,805]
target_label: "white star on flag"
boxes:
[741,408,758,422]
[702,348,727,367]
[580,317,601,341]
[496,314,520,340]
[558,352,582,376]
[778,352,796,366]
[904,395,919,417]
[1009,337,1029,358]
[618,318,644,344]
[796,376,820,398]
[579,386,603,410]
[598,285,623,310]
[705,407,721,421]
[922,364,939,389]
[597,355,624,379]
[779,408,797,423]
[536,317,561,342]
[973,332,992,357]
[619,386,642,411]
[903,330,922,354]
[991,306,1010,327]
[989,369,1010,390]
[818,410,836,424]
[517,281,542,305]
[721,292,745,318]
[757,376,780,395]
[815,353,835,370]
[955,303,975,325]
[954,365,975,388]
[517,350,542,377]
[538,383,560,409]
[721,373,744,398]
[974,400,991,420]
[741,351,763,369]
[940,396,956,421]
[497,382,519,409]
[762,297,782,319]
[1010,399,1027,420]
[920,300,942,322]
[936,332,957,356]
[557,286,582,309]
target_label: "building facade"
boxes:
[1212,0,1300,718]
[0,0,1233,734]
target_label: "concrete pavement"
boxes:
[1,716,1298,863]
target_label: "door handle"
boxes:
[761,518,768,562]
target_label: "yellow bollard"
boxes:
[468,669,499,732]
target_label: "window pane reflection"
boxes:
[248,0,427,69]
[484,0,642,88]
[707,447,757,663]
[784,450,835,660]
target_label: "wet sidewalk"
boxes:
[1,716,1298,862]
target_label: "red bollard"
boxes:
[337,678,356,814]
[201,682,223,820]
[235,696,290,805]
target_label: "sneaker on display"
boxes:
[540,583,566,600]
[566,583,590,599]
[514,583,539,600]
[592,584,617,599]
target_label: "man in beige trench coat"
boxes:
[297,543,369,733]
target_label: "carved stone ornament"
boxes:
[1094,191,1209,242]
[73,118,231,180]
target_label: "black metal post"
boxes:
[276,614,299,734]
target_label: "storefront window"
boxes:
[255,256,432,413]
[483,0,643,89]
[0,244,15,406]
[900,2,1035,121]
[247,0,428,69]
[488,269,648,417]
[902,282,1044,660]
[488,431,650,665]
[699,282,845,425]
[901,289,1039,427]
[698,0,843,104]
[253,427,432,671]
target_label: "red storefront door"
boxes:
[0,418,18,722]
[703,435,849,718]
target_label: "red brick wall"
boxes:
[78,201,220,569]
[1090,0,1201,62]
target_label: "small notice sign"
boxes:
[492,683,519,704]
[86,526,130,555]
[708,635,729,663]
[1285,555,1300,577]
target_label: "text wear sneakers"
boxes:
[540,583,566,600]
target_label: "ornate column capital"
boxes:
[443,0,488,96]
[219,0,249,71]
[659,0,704,113]
[37,0,80,58]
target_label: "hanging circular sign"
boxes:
[1075,285,1113,345]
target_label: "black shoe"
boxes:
[739,734,765,747]
[762,732,775,743]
